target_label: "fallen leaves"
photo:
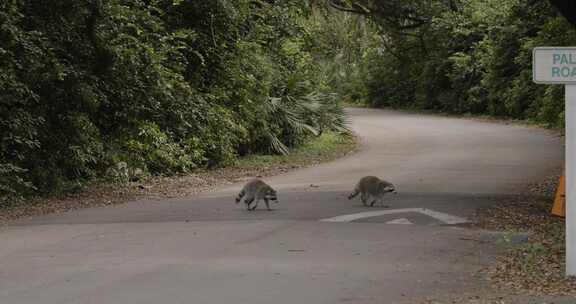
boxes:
[474,167,576,296]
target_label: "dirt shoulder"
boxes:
[409,168,575,303]
[0,132,358,224]
[473,167,576,297]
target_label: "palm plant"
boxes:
[252,79,350,155]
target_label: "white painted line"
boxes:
[385,218,413,225]
[320,208,468,225]
[417,208,469,225]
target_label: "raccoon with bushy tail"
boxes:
[348,176,397,207]
[236,179,278,211]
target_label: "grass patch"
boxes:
[233,132,357,172]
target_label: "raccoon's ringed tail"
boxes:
[235,189,245,203]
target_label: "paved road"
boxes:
[1,109,564,303]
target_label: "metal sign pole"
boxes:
[533,47,576,277]
[567,84,576,276]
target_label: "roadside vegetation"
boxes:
[327,1,576,130]
[0,1,359,207]
[0,131,357,223]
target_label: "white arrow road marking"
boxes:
[385,218,413,225]
[320,208,468,225]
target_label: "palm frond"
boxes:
[248,78,350,155]
[267,133,290,155]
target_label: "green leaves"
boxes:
[0,0,347,199]
[354,0,576,126]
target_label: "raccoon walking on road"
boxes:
[348,176,397,207]
[236,179,279,211]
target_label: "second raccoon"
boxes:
[348,176,397,207]
[235,178,278,211]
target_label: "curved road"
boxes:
[0,109,564,303]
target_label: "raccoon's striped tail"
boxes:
[235,189,245,203]
[348,188,359,200]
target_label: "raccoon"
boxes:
[235,178,278,211]
[348,176,397,207]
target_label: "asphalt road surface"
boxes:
[1,108,564,304]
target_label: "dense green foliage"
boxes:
[2,0,574,204]
[0,0,349,202]
[340,0,576,128]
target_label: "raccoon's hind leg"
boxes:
[361,193,369,206]
[373,196,389,208]
[244,197,254,210]
[369,196,377,207]
[249,199,260,211]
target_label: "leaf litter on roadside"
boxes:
[473,168,576,296]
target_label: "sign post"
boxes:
[533,47,576,276]
[566,84,576,276]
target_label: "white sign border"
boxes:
[533,46,576,84]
